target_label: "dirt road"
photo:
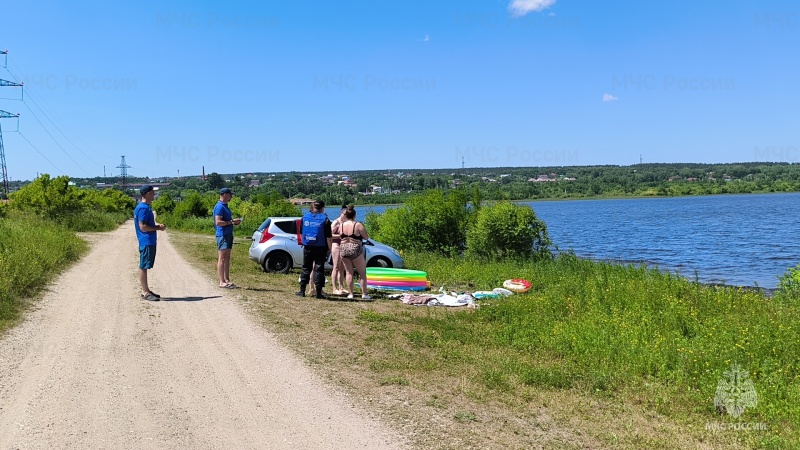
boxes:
[0,222,404,449]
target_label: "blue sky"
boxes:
[1,0,798,181]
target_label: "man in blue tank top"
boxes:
[134,185,166,301]
[297,199,332,299]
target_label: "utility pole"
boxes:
[0,110,20,195]
[0,50,7,69]
[116,155,130,192]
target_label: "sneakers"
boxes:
[346,294,354,299]
[315,292,328,299]
[362,294,372,300]
[295,291,305,297]
[142,292,160,301]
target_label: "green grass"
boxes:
[0,212,89,332]
[391,252,800,448]
[167,230,799,449]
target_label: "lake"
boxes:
[357,192,800,289]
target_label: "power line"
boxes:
[23,90,103,168]
[20,100,90,176]
[18,131,63,175]
[5,61,104,176]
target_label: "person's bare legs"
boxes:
[218,249,232,286]
[354,253,370,298]
[331,245,343,294]
[342,259,355,297]
[139,268,150,295]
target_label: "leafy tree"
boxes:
[10,174,83,219]
[472,184,482,211]
[83,189,136,213]
[173,191,209,218]
[264,199,300,217]
[206,172,225,191]
[369,190,468,254]
[466,201,552,261]
[152,192,176,214]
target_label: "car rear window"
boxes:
[257,218,271,232]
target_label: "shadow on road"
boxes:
[160,295,223,302]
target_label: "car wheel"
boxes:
[265,251,292,274]
[367,256,392,268]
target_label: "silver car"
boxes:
[248,217,404,273]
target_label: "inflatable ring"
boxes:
[503,278,532,293]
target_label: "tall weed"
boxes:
[0,212,87,331]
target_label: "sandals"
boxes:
[220,283,239,289]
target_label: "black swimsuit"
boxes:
[340,222,362,240]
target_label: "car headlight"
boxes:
[391,248,401,256]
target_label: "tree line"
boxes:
[15,162,800,206]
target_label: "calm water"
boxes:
[358,192,800,289]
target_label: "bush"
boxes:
[777,264,800,300]
[9,175,134,231]
[10,174,83,219]
[173,191,210,218]
[0,212,87,329]
[152,192,176,214]
[368,190,469,254]
[265,199,301,217]
[82,188,136,213]
[466,201,552,260]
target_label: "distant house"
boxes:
[248,179,261,187]
[528,175,555,182]
[290,198,315,206]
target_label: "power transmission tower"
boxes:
[0,110,21,195]
[0,78,24,100]
[116,155,130,192]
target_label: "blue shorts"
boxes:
[217,234,234,250]
[139,245,157,269]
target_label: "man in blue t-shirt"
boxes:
[214,187,242,288]
[134,185,166,301]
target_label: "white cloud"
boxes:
[508,0,557,17]
[423,35,430,42]
[603,93,619,102]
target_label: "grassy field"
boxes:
[170,231,799,450]
[0,213,89,333]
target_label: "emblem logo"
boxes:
[714,363,758,418]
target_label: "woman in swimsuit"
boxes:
[330,205,347,295]
[339,205,371,299]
